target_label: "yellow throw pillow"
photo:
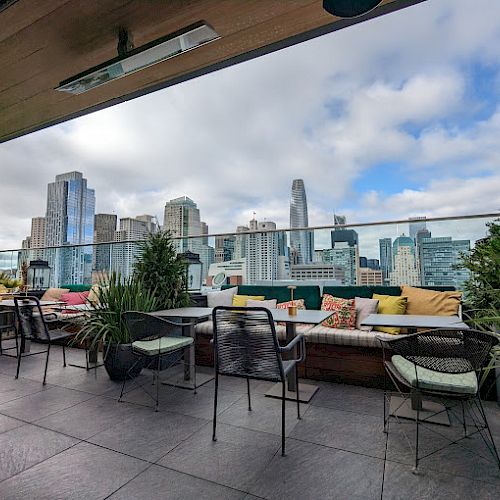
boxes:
[232,295,265,307]
[372,294,408,335]
[401,286,461,316]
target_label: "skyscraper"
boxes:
[379,238,392,284]
[45,171,95,286]
[409,216,427,242]
[215,235,235,262]
[321,244,359,285]
[389,235,420,286]
[245,219,281,282]
[93,214,117,274]
[30,216,46,260]
[163,196,201,253]
[289,179,313,264]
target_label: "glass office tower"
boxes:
[289,179,314,264]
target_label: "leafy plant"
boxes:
[134,230,191,310]
[74,272,159,350]
[0,271,21,289]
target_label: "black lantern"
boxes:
[27,260,51,290]
[323,0,382,18]
[180,251,202,291]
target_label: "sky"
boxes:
[1,0,499,259]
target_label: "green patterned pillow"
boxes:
[321,294,356,329]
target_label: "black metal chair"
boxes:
[378,328,500,472]
[13,296,75,384]
[120,312,195,411]
[0,309,16,355]
[212,306,306,456]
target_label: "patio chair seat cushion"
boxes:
[391,355,477,395]
[133,336,193,356]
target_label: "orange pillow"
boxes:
[320,294,356,329]
[401,286,461,316]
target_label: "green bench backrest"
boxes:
[60,284,92,292]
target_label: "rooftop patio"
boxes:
[0,341,498,499]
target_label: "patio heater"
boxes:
[180,251,203,292]
[27,260,51,290]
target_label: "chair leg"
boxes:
[62,344,67,367]
[118,376,127,402]
[413,394,420,474]
[212,372,219,441]
[15,341,22,379]
[295,364,301,419]
[461,401,468,438]
[43,343,51,385]
[246,377,252,411]
[281,380,286,457]
[155,354,161,412]
[476,396,500,469]
[383,368,388,433]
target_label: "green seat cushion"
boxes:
[133,336,193,356]
[392,355,477,395]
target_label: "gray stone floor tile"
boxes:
[310,381,384,417]
[204,375,276,395]
[0,385,94,422]
[0,424,78,481]
[248,438,384,500]
[290,404,387,458]
[88,407,207,462]
[217,393,308,436]
[108,464,248,499]
[0,414,25,434]
[0,373,48,404]
[383,460,500,500]
[0,441,149,500]
[35,395,143,439]
[159,422,281,491]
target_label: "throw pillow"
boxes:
[232,295,265,307]
[401,286,461,316]
[41,287,70,302]
[61,291,89,306]
[276,299,306,325]
[372,294,408,335]
[206,287,238,308]
[320,294,356,329]
[355,297,379,331]
[246,298,277,309]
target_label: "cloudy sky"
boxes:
[1,0,499,258]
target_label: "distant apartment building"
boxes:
[321,243,359,286]
[215,235,235,263]
[45,171,95,286]
[358,267,384,286]
[93,214,117,275]
[112,216,150,279]
[389,235,420,286]
[379,238,392,284]
[30,217,46,260]
[291,263,344,282]
[289,179,314,264]
[420,237,470,288]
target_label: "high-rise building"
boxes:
[321,243,359,286]
[291,263,344,282]
[245,219,281,282]
[30,217,46,260]
[379,238,392,284]
[389,235,420,286]
[234,225,249,260]
[289,179,314,264]
[45,171,95,286]
[93,214,117,274]
[358,268,384,286]
[163,196,201,253]
[112,216,150,279]
[215,235,235,262]
[135,214,158,234]
[200,221,209,245]
[359,257,380,270]
[331,215,358,249]
[420,237,470,288]
[409,216,427,242]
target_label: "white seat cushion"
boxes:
[133,336,193,356]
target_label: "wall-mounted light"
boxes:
[56,21,219,95]
[323,0,383,18]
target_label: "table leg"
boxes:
[285,322,297,392]
[184,320,195,383]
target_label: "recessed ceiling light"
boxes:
[56,22,220,95]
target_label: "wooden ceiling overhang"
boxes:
[0,0,425,144]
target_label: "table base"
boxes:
[265,381,319,403]
[161,365,214,390]
[389,396,450,426]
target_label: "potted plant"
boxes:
[134,230,192,309]
[75,272,159,381]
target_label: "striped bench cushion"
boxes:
[305,325,398,348]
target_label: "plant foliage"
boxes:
[74,272,159,349]
[134,230,191,309]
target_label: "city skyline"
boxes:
[0,0,499,255]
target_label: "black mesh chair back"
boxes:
[122,311,176,343]
[213,306,284,382]
[14,296,50,341]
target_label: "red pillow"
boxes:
[320,294,356,329]
[61,291,89,306]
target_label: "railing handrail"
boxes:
[4,212,498,253]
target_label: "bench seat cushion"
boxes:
[306,325,397,348]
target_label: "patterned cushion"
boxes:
[320,295,356,329]
[306,325,397,348]
[392,355,477,395]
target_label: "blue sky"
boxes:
[0,0,499,257]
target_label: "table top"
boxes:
[361,314,468,329]
[152,306,331,325]
[0,299,64,308]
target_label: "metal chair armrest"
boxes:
[279,333,306,363]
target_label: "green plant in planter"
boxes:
[74,272,159,380]
[134,230,192,309]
